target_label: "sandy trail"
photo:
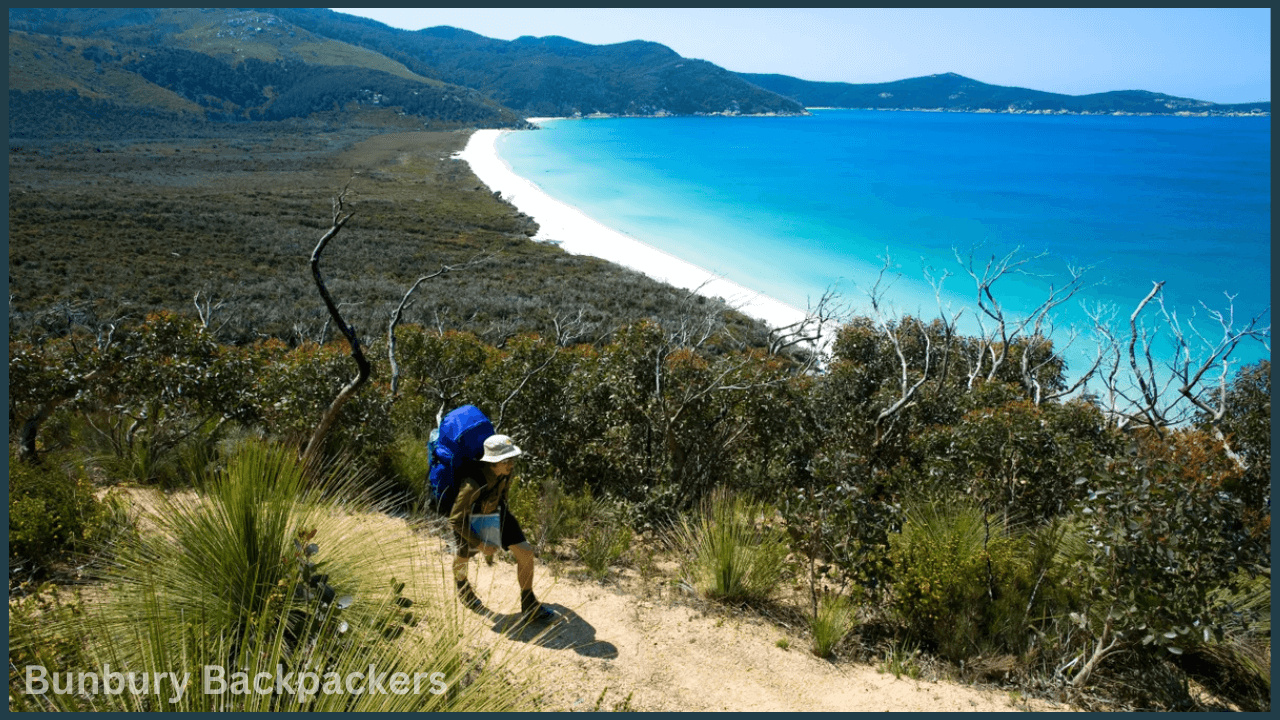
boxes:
[107,489,1063,711]
[432,539,1065,712]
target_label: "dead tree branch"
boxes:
[387,256,491,397]
[866,255,932,447]
[1090,282,1270,456]
[767,285,847,362]
[923,263,965,390]
[1162,292,1270,466]
[193,290,230,335]
[300,186,364,469]
[553,309,590,347]
[956,247,1094,398]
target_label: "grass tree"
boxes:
[9,439,529,711]
[672,489,789,604]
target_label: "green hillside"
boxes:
[8,7,807,125]
[737,71,1271,115]
[264,8,808,117]
[8,9,529,136]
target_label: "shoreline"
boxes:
[530,106,1269,120]
[455,127,812,333]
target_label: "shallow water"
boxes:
[500,110,1270,368]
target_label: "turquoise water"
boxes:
[499,110,1270,367]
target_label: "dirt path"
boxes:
[435,541,1068,712]
[109,489,1065,711]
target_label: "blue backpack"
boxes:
[427,405,495,513]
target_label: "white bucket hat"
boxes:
[480,434,522,463]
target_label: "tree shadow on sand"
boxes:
[467,603,618,658]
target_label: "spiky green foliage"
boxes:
[8,439,529,711]
[578,514,633,581]
[888,497,1072,662]
[809,593,857,658]
[673,490,789,604]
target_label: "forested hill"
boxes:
[7,7,805,136]
[737,71,1271,116]
[259,8,806,118]
[7,8,528,138]
[16,8,1261,129]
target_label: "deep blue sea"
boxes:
[499,110,1270,368]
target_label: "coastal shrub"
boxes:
[547,319,804,514]
[8,439,530,711]
[8,451,105,573]
[888,497,1040,662]
[1064,452,1266,665]
[911,398,1120,521]
[78,313,265,472]
[387,433,434,513]
[810,592,858,658]
[578,513,633,581]
[1203,359,1270,540]
[8,335,93,457]
[252,340,394,466]
[673,489,789,604]
[465,332,574,452]
[506,474,595,550]
[779,448,902,597]
[390,327,495,435]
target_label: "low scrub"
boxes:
[506,474,597,551]
[8,450,108,575]
[810,592,858,658]
[672,489,789,604]
[888,497,1072,662]
[8,439,528,711]
[578,513,633,581]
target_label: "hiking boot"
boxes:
[519,603,559,625]
[519,589,557,624]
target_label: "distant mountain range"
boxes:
[7,7,1268,139]
[737,71,1269,116]
[262,8,804,118]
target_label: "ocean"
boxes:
[497,110,1271,369]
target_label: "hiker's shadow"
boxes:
[476,604,618,658]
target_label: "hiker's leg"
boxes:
[511,541,535,591]
[497,505,532,590]
[512,543,552,619]
[453,553,470,582]
[453,530,474,582]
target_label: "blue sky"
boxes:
[329,8,1270,104]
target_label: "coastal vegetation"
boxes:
[9,441,531,711]
[9,8,803,125]
[8,129,767,348]
[7,7,1271,712]
[10,121,1269,710]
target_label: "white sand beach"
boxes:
[455,128,812,333]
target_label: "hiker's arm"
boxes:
[450,479,487,549]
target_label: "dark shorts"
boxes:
[454,504,526,558]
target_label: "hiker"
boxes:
[450,434,556,623]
